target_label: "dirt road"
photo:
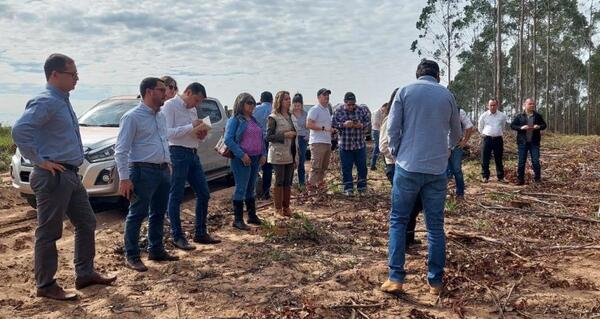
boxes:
[1,135,600,318]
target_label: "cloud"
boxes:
[0,0,429,121]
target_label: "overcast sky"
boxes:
[0,0,429,125]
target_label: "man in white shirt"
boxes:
[162,82,220,251]
[306,88,336,190]
[477,99,507,183]
[447,108,474,199]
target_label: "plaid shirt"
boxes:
[332,104,371,150]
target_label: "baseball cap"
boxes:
[344,92,356,102]
[317,88,331,96]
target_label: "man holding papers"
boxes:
[162,82,221,251]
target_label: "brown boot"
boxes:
[36,282,78,301]
[282,186,292,217]
[273,186,284,216]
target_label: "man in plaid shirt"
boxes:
[332,92,371,196]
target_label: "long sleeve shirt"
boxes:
[387,75,462,175]
[114,102,171,180]
[12,84,84,166]
[331,104,371,151]
[161,95,203,148]
[478,110,507,137]
[252,102,272,136]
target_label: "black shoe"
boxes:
[193,234,222,244]
[126,257,148,272]
[516,180,525,186]
[148,251,179,261]
[534,178,541,183]
[370,166,377,171]
[497,178,505,183]
[232,200,250,230]
[245,198,262,225]
[172,237,195,251]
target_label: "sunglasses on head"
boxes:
[168,84,177,90]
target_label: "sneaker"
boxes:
[126,257,148,272]
[357,188,367,196]
[498,178,505,183]
[172,237,195,251]
[343,190,354,197]
[481,177,489,183]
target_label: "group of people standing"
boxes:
[12,53,547,301]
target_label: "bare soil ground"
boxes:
[0,133,600,318]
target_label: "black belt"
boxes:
[483,135,503,139]
[57,163,79,173]
[169,145,197,154]
[130,162,169,169]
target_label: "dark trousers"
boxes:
[385,164,421,246]
[261,141,273,196]
[517,143,541,182]
[481,136,504,179]
[30,167,96,288]
[167,147,210,241]
[273,163,294,187]
[124,166,170,259]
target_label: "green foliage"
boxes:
[0,126,15,172]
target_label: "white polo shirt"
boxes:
[307,103,332,145]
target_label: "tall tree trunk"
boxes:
[496,0,503,108]
[518,0,525,112]
[447,0,452,84]
[545,0,551,130]
[533,0,538,102]
[587,0,594,135]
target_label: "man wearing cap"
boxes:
[253,91,274,200]
[332,92,371,196]
[382,59,461,295]
[12,53,116,300]
[306,88,335,190]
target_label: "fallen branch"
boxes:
[478,202,600,224]
[325,303,385,309]
[501,275,524,313]
[519,191,596,200]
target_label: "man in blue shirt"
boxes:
[115,77,178,272]
[252,91,273,200]
[381,60,461,296]
[12,53,116,300]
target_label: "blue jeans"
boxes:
[124,165,170,259]
[339,147,367,192]
[446,147,465,196]
[517,143,541,181]
[388,165,447,287]
[231,155,261,201]
[297,136,308,186]
[370,130,380,169]
[167,147,211,240]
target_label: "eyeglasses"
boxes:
[168,84,177,91]
[57,71,78,79]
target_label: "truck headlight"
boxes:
[85,145,115,163]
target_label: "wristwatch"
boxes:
[321,126,325,131]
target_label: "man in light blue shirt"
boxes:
[252,91,274,200]
[382,59,461,296]
[12,53,116,300]
[115,77,178,272]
